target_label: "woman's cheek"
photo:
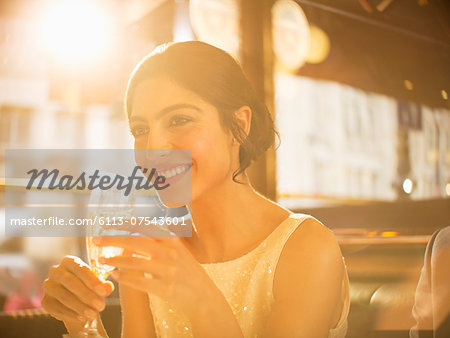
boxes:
[186,133,211,159]
[133,138,147,150]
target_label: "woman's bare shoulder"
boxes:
[277,216,342,270]
[266,216,345,333]
[272,215,344,307]
[256,198,341,260]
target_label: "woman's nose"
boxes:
[146,127,172,150]
[134,130,172,169]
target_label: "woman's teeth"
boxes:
[158,164,191,179]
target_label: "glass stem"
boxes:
[85,317,98,330]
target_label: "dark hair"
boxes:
[125,41,280,184]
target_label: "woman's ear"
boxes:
[234,105,252,139]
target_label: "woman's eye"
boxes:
[169,115,191,127]
[131,126,149,137]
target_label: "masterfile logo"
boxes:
[4,149,193,238]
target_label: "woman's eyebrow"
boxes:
[129,115,148,124]
[156,103,202,119]
[130,103,202,123]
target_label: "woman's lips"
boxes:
[156,163,192,179]
[155,163,192,187]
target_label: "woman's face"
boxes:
[129,77,238,204]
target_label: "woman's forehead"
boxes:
[130,78,213,120]
[134,78,188,102]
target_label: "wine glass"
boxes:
[78,174,136,338]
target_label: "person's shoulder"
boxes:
[272,213,345,311]
[259,199,340,258]
[275,212,343,271]
[289,213,338,246]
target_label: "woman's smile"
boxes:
[156,163,192,185]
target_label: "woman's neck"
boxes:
[185,174,285,263]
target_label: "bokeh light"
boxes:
[402,178,414,194]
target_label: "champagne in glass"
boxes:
[85,209,133,279]
[78,173,135,338]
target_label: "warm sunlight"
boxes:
[38,0,113,66]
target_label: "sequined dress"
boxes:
[148,213,350,337]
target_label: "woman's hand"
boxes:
[94,236,218,316]
[42,255,114,326]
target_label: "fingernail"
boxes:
[92,299,103,311]
[95,285,107,296]
[84,309,97,319]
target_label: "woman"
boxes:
[42,41,350,337]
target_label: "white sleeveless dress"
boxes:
[147,213,350,337]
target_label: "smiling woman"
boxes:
[41,41,350,338]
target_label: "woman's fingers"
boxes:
[60,256,113,296]
[43,279,99,320]
[42,293,87,323]
[48,267,105,311]
[99,255,171,279]
[94,237,173,260]
[111,269,168,297]
[42,255,114,326]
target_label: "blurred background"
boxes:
[0,0,449,337]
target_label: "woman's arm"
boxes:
[119,281,156,338]
[262,218,345,338]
